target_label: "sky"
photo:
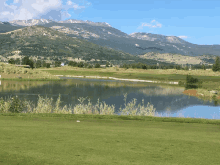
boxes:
[0,0,220,45]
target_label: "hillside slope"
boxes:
[1,19,220,56]
[0,25,165,65]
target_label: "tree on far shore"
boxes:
[212,56,220,72]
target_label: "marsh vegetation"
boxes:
[0,94,156,116]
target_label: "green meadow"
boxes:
[1,113,220,165]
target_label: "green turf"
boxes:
[43,69,220,81]
[1,113,220,165]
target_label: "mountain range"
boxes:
[0,19,219,65]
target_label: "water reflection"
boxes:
[0,78,220,120]
[155,105,220,120]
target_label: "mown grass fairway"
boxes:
[1,114,220,165]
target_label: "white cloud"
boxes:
[178,36,188,39]
[0,0,91,21]
[67,1,73,5]
[138,20,162,29]
[13,0,20,3]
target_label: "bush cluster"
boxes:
[185,75,202,89]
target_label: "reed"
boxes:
[119,93,156,116]
[0,94,156,117]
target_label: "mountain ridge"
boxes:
[0,25,163,66]
[0,18,220,57]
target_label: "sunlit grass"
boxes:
[39,66,220,77]
[0,62,59,80]
[0,113,220,164]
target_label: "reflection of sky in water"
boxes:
[154,106,220,120]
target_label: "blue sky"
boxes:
[1,0,220,45]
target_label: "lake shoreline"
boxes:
[55,75,220,102]
[55,75,179,85]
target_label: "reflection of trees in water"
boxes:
[0,81,50,92]
[138,86,185,96]
[61,79,155,88]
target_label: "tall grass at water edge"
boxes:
[0,94,156,116]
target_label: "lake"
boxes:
[0,77,220,120]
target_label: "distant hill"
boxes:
[0,25,167,65]
[1,18,219,57]
[0,22,25,33]
[0,18,219,66]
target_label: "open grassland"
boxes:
[39,66,220,80]
[39,66,220,76]
[0,113,220,165]
[0,62,59,80]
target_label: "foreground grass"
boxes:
[0,113,220,165]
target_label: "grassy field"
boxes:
[0,62,59,80]
[1,113,220,165]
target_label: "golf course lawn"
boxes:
[1,113,220,165]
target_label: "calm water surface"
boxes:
[0,77,220,120]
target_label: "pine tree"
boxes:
[212,56,220,72]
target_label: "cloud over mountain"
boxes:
[178,36,189,39]
[138,20,162,29]
[0,0,91,22]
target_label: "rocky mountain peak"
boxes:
[9,19,54,26]
[58,19,112,27]
[129,32,188,44]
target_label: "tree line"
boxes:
[8,56,219,71]
[8,56,62,69]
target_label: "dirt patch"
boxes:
[183,89,220,100]
[182,89,201,97]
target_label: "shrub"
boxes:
[178,81,185,86]
[94,63,100,68]
[9,96,25,113]
[185,75,202,89]
[8,58,15,64]
[87,64,93,68]
[46,63,50,68]
[68,61,77,67]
